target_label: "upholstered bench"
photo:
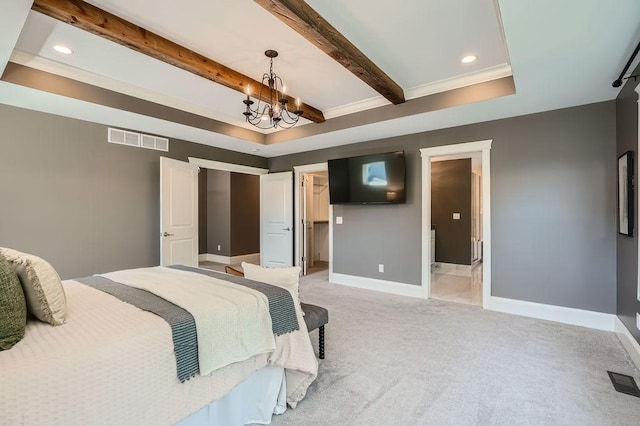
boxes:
[224,265,244,277]
[224,264,328,359]
[300,303,328,359]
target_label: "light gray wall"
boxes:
[432,159,472,265]
[270,101,617,314]
[206,170,231,257]
[616,61,640,344]
[0,104,267,279]
[230,173,260,256]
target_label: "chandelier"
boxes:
[243,50,303,129]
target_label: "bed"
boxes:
[0,264,318,426]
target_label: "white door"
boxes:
[305,174,315,270]
[301,174,314,275]
[261,172,293,267]
[160,157,199,266]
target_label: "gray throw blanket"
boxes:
[76,267,299,383]
[169,265,300,336]
[76,276,198,383]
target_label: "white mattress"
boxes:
[0,281,272,426]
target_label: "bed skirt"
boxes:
[177,366,287,426]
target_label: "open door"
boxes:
[160,157,199,266]
[301,174,314,275]
[261,172,293,267]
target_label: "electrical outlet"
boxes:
[336,216,343,225]
[453,212,461,220]
[378,264,384,273]
[217,245,221,251]
[636,313,640,331]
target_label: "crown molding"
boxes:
[406,64,513,100]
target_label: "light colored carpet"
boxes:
[270,269,640,426]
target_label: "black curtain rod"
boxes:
[612,40,640,87]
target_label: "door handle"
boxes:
[162,232,175,237]
[282,227,291,231]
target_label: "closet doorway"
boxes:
[294,163,333,277]
[302,172,330,275]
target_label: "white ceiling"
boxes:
[1,0,639,158]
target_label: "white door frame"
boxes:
[188,157,268,264]
[636,88,640,302]
[420,140,492,307]
[188,157,269,175]
[293,163,333,280]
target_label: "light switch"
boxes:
[336,216,343,224]
[453,213,461,220]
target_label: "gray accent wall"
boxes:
[206,170,232,257]
[201,171,260,257]
[0,104,266,279]
[432,159,472,265]
[270,101,617,314]
[616,61,640,344]
[230,173,260,256]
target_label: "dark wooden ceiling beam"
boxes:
[31,0,325,124]
[254,0,405,105]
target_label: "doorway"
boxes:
[420,140,492,308]
[429,153,483,306]
[187,158,269,272]
[294,163,334,277]
[301,171,330,275]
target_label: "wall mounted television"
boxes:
[328,151,406,204]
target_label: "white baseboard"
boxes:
[198,253,260,265]
[485,296,617,332]
[331,273,423,298]
[615,317,640,370]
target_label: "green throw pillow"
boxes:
[0,253,27,350]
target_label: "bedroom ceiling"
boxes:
[0,0,639,157]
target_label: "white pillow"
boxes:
[241,262,301,305]
[0,248,67,326]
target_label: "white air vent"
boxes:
[141,134,155,149]
[108,128,125,144]
[108,128,169,152]
[124,132,140,146]
[155,137,169,152]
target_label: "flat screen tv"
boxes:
[328,151,406,204]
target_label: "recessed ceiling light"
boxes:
[461,55,477,64]
[53,45,74,55]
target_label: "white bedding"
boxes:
[101,266,276,375]
[0,270,318,425]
